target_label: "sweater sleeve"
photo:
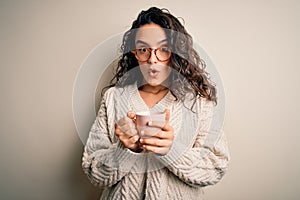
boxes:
[157,99,230,187]
[82,88,140,187]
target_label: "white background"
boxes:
[0,1,299,199]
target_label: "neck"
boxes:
[139,84,169,94]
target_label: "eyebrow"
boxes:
[135,38,168,46]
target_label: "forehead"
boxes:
[135,24,167,46]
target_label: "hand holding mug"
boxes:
[115,111,142,153]
[139,109,174,155]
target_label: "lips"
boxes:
[148,67,160,77]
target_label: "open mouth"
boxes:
[148,69,159,77]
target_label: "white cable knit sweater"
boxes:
[82,83,229,200]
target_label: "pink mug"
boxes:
[135,111,166,137]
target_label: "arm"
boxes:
[157,100,230,187]
[82,88,139,187]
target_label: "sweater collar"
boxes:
[127,82,176,112]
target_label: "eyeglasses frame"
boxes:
[131,47,172,62]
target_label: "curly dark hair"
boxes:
[104,7,217,106]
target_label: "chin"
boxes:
[145,76,170,87]
[145,80,161,87]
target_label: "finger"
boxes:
[116,125,137,138]
[129,135,140,143]
[115,126,124,136]
[153,131,174,141]
[140,137,172,147]
[151,130,174,140]
[121,129,138,137]
[120,136,140,150]
[124,140,138,150]
[123,123,138,136]
[161,123,174,131]
[119,135,133,144]
[141,129,166,139]
[116,119,137,136]
[127,111,136,120]
[116,117,129,126]
[140,128,161,137]
[142,145,170,155]
[147,120,165,129]
[160,108,170,130]
[126,129,138,136]
[164,108,170,124]
[118,134,128,142]
[119,123,135,132]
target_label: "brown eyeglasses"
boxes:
[132,47,171,62]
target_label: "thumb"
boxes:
[164,108,170,124]
[162,108,170,130]
[127,111,136,120]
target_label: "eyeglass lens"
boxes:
[135,47,171,62]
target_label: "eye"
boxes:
[160,47,170,52]
[138,47,148,53]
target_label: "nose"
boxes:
[148,49,158,64]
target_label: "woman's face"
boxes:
[134,23,172,87]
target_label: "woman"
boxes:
[82,7,229,200]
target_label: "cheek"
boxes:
[162,66,172,77]
[138,65,148,78]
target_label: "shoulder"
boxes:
[103,87,116,97]
[103,84,135,98]
[101,87,117,102]
[195,97,215,118]
[199,97,215,108]
[100,85,133,107]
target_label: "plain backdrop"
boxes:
[0,1,299,200]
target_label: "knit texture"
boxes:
[82,83,230,200]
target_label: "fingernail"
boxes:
[140,138,143,143]
[148,121,152,126]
